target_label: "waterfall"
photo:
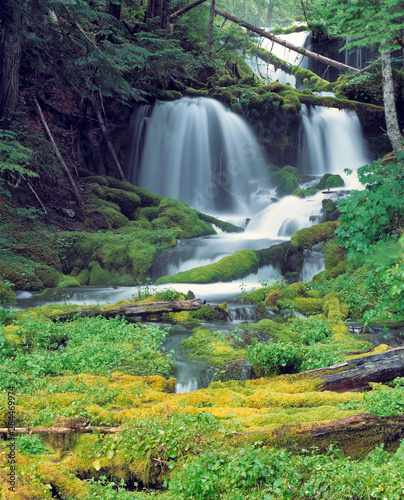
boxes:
[126,105,152,185]
[299,97,369,180]
[126,97,268,215]
[248,30,311,87]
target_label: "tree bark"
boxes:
[206,0,215,57]
[103,0,122,20]
[48,299,204,321]
[214,7,361,74]
[145,0,162,27]
[380,48,403,152]
[92,96,126,181]
[161,0,171,32]
[304,346,404,392]
[170,0,208,21]
[34,97,85,209]
[0,0,22,127]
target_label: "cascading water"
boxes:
[299,95,369,180]
[248,30,311,87]
[126,97,269,215]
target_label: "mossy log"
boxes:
[214,7,360,73]
[307,346,404,392]
[49,299,203,321]
[234,413,404,456]
[0,426,123,435]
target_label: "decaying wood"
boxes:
[0,426,123,435]
[234,413,404,455]
[305,346,404,393]
[34,97,85,209]
[170,0,208,20]
[214,7,361,74]
[50,298,204,321]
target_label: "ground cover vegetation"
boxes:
[1,0,404,498]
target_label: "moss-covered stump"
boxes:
[156,249,259,284]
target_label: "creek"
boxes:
[14,89,399,393]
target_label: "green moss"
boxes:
[76,269,90,285]
[316,174,344,190]
[323,293,349,320]
[157,198,216,238]
[323,239,346,269]
[196,212,244,233]
[0,279,16,304]
[89,206,130,229]
[292,188,306,198]
[57,275,81,288]
[290,221,340,250]
[284,297,324,316]
[312,260,348,281]
[0,254,62,291]
[156,249,259,284]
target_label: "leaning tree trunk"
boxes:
[214,7,361,73]
[0,0,22,127]
[103,0,122,20]
[380,48,403,152]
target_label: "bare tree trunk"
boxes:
[381,48,403,152]
[214,7,361,73]
[92,95,126,181]
[103,0,122,20]
[145,0,162,27]
[206,0,215,57]
[161,0,171,32]
[0,0,22,127]
[34,97,85,209]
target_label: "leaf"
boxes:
[93,459,102,471]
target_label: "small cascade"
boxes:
[299,96,369,179]
[300,245,325,282]
[126,97,268,215]
[227,303,258,322]
[249,30,311,87]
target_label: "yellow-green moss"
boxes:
[156,249,259,285]
[291,221,340,250]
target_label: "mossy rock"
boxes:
[57,275,81,288]
[312,260,348,281]
[321,199,337,222]
[285,297,324,316]
[323,239,347,269]
[0,255,62,291]
[323,293,349,320]
[290,221,340,250]
[0,279,16,304]
[156,249,259,285]
[265,290,279,310]
[157,198,216,238]
[292,188,306,198]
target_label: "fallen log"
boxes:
[49,298,204,321]
[305,346,404,393]
[170,0,208,20]
[0,426,123,435]
[234,413,404,456]
[214,7,360,74]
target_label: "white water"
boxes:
[248,30,311,87]
[299,99,369,180]
[127,97,269,215]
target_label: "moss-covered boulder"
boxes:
[0,279,16,304]
[156,249,259,284]
[316,173,344,190]
[290,221,340,250]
